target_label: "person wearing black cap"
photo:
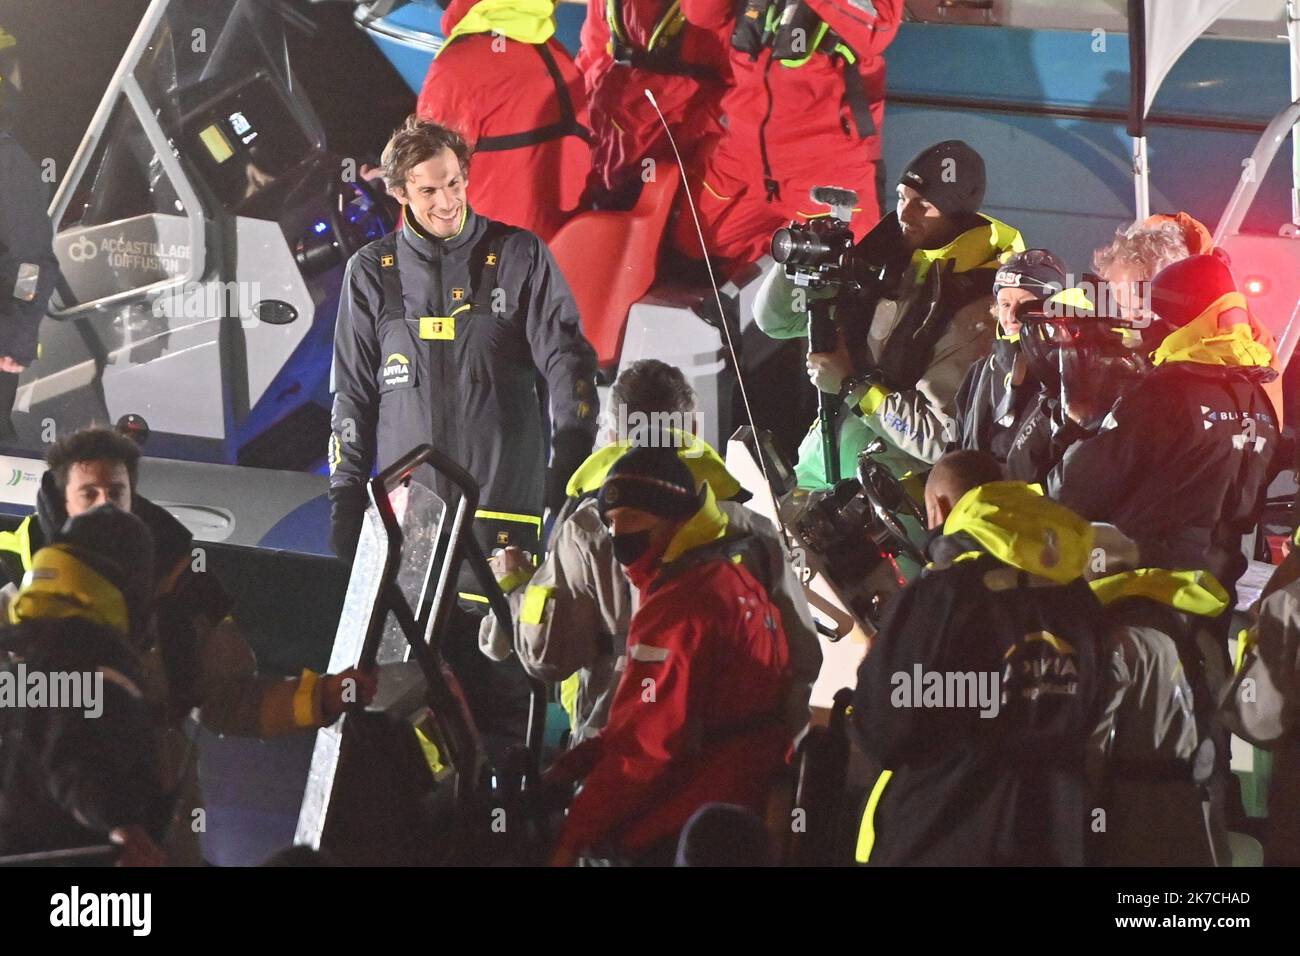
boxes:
[0,505,167,864]
[951,248,1066,463]
[477,360,820,748]
[755,139,1026,491]
[1050,254,1279,602]
[545,444,794,866]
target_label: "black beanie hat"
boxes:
[597,445,701,521]
[899,140,987,219]
[994,248,1067,300]
[1150,254,1237,328]
[54,505,155,631]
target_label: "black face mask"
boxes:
[611,530,653,566]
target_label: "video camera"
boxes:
[792,439,926,629]
[771,186,877,291]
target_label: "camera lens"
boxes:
[772,227,831,267]
[771,228,795,263]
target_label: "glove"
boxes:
[320,666,379,722]
[329,485,367,563]
[545,427,594,514]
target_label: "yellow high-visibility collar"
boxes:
[9,545,130,636]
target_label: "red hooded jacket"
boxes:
[417,0,592,240]
[685,0,901,186]
[552,501,793,858]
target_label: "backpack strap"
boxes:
[468,222,512,314]
[375,231,405,325]
[471,43,593,152]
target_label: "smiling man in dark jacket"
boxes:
[329,116,599,749]
[330,117,599,561]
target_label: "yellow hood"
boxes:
[440,0,555,50]
[565,431,743,502]
[1089,567,1230,618]
[942,481,1094,585]
[1152,292,1276,369]
[8,545,130,637]
[661,482,729,565]
[914,215,1025,283]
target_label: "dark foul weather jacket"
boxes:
[852,482,1106,866]
[328,207,599,567]
[951,337,1043,464]
[0,616,160,857]
[0,126,59,365]
[1051,294,1279,599]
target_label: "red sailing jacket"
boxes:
[576,0,732,201]
[553,499,793,857]
[417,0,592,240]
[683,0,901,192]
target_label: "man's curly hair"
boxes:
[380,114,472,192]
[45,426,142,494]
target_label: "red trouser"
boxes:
[672,129,882,275]
[586,67,725,208]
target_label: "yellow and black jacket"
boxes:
[852,481,1105,865]
[0,546,161,855]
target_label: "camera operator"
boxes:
[754,140,1024,489]
[950,249,1065,465]
[1049,254,1279,604]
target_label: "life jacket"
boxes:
[437,0,592,152]
[730,0,875,138]
[604,0,719,79]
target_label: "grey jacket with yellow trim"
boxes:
[753,214,1021,486]
[1085,549,1233,867]
[478,438,821,745]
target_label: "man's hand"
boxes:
[490,546,534,580]
[0,356,26,373]
[358,164,387,193]
[320,666,379,721]
[109,826,166,867]
[806,340,854,394]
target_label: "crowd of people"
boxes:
[2,0,1299,868]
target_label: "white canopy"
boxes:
[1131,0,1244,129]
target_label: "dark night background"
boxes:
[0,0,416,175]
